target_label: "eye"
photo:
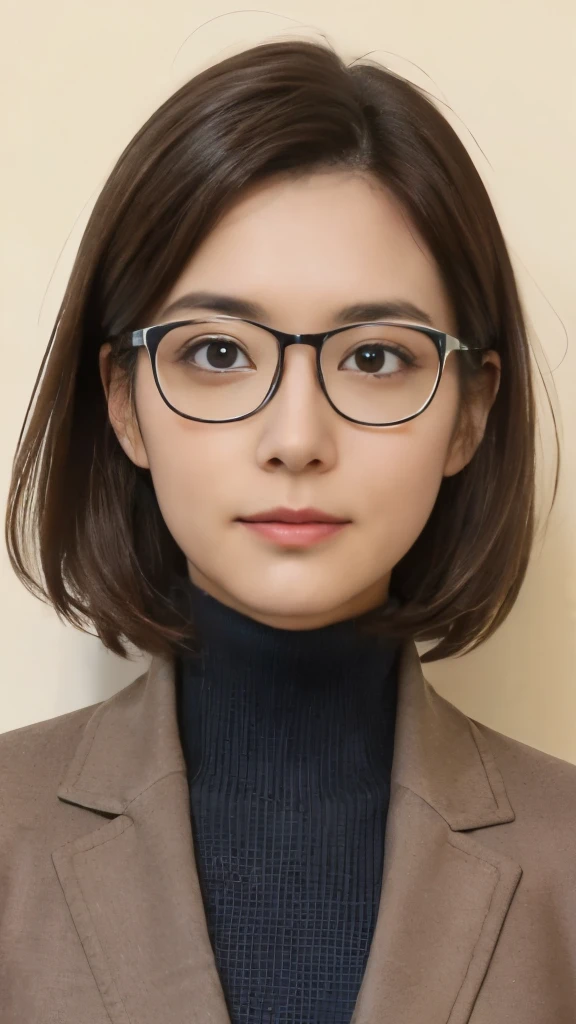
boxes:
[182,336,253,371]
[339,344,411,376]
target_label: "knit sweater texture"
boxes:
[175,580,400,1024]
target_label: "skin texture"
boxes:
[99,170,501,630]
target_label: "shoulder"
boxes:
[0,673,153,904]
[0,667,149,789]
[0,702,103,829]
[470,716,576,852]
[0,667,150,833]
[0,669,140,826]
[472,716,576,799]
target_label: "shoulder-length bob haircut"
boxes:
[5,39,558,663]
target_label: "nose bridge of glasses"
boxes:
[275,329,327,352]
[277,334,325,396]
[276,331,335,393]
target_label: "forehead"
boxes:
[157,171,455,334]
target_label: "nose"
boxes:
[252,340,339,471]
[273,341,327,409]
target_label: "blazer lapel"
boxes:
[351,642,523,1024]
[52,655,232,1024]
[52,641,522,1024]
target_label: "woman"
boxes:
[1,37,575,1024]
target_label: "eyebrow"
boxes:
[156,290,434,328]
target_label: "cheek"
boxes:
[132,363,233,548]
[352,391,459,555]
[144,428,237,551]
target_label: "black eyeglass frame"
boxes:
[120,315,489,427]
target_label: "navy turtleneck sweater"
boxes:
[175,579,400,1024]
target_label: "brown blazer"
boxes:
[1,639,576,1023]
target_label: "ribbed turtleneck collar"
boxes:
[175,577,400,783]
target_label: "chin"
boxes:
[226,574,359,627]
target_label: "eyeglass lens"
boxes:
[153,320,441,423]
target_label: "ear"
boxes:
[99,342,150,469]
[443,351,501,477]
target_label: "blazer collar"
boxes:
[57,639,514,832]
[53,640,521,1024]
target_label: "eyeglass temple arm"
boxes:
[445,334,488,354]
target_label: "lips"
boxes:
[238,506,350,524]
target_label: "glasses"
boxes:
[121,315,488,427]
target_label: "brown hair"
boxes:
[5,39,558,662]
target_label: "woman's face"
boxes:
[101,170,500,629]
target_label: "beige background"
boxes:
[1,3,575,758]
